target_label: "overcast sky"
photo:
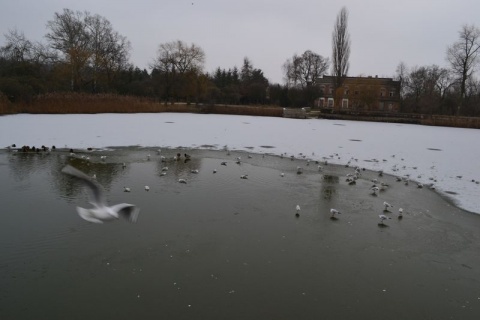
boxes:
[1,0,479,83]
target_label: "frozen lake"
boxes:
[1,113,479,214]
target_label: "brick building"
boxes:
[315,75,401,112]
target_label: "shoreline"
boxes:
[2,113,479,215]
[5,145,474,216]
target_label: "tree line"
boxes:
[1,8,480,116]
[0,8,299,107]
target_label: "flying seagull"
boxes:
[61,165,139,224]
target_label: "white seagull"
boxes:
[330,208,341,219]
[61,165,139,224]
[378,214,391,226]
[145,186,150,191]
[295,205,301,217]
[398,208,404,219]
[383,201,393,212]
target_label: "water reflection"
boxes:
[7,152,52,181]
[321,174,339,200]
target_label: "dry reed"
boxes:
[0,92,284,118]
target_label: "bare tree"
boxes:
[84,13,130,91]
[331,6,351,99]
[283,50,329,88]
[1,29,59,67]
[395,62,408,99]
[46,9,130,91]
[446,24,480,114]
[46,9,90,90]
[151,40,205,103]
[0,29,34,62]
[151,40,205,74]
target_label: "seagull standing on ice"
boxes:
[295,205,301,217]
[383,201,393,212]
[330,208,341,219]
[398,208,404,219]
[378,214,391,226]
[61,165,139,224]
[145,186,150,191]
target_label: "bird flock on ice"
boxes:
[5,144,448,226]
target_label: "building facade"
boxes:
[315,75,401,112]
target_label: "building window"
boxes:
[342,99,348,109]
[388,103,394,110]
[327,98,334,108]
[318,98,325,108]
[389,91,394,97]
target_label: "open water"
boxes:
[1,147,480,320]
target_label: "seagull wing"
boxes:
[62,165,106,206]
[110,203,140,223]
[76,207,105,224]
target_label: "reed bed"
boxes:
[0,93,14,115]
[2,93,478,128]
[199,104,283,117]
[0,92,284,117]
[4,93,197,114]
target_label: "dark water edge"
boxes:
[1,147,480,320]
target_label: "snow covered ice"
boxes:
[1,113,479,214]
